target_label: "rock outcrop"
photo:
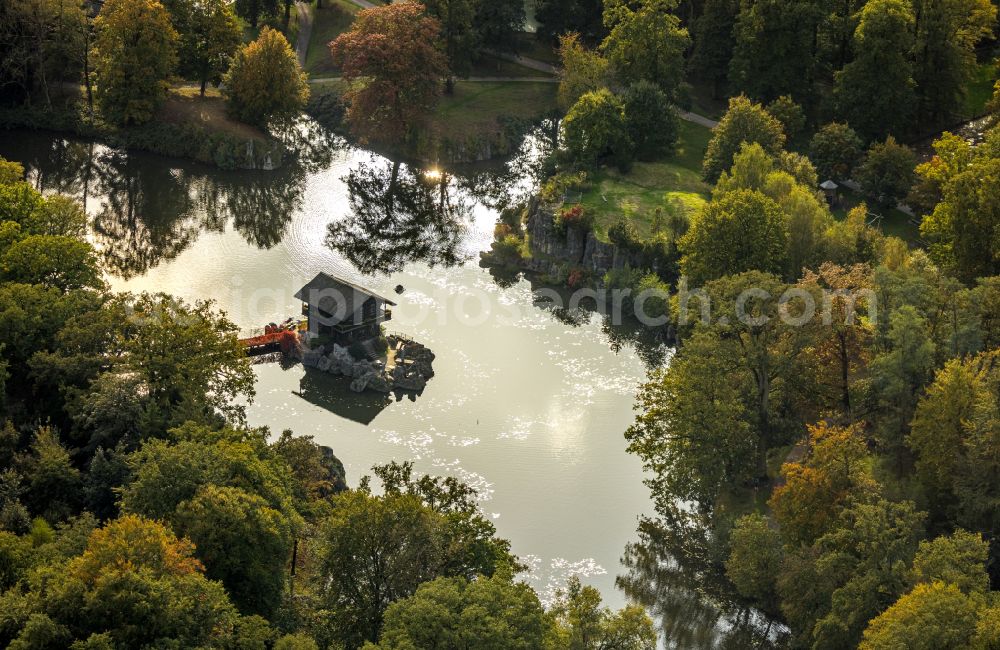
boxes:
[301,338,435,395]
[507,196,638,278]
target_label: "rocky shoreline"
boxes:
[300,334,435,394]
[484,195,650,280]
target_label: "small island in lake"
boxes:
[295,272,435,394]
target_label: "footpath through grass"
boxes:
[573,120,713,241]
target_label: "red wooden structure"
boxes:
[240,323,301,357]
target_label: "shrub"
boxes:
[277,330,299,356]
[490,235,525,266]
[494,223,514,239]
[555,205,591,231]
[540,171,587,203]
[608,217,641,252]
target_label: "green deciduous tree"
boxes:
[93,0,178,125]
[622,81,678,161]
[330,1,447,146]
[556,32,609,111]
[906,351,1000,541]
[910,530,990,595]
[626,328,756,508]
[833,0,916,141]
[233,0,278,28]
[534,0,604,45]
[315,481,516,648]
[120,425,300,615]
[860,582,981,650]
[689,0,738,98]
[725,512,783,610]
[371,574,552,649]
[801,498,926,649]
[869,304,936,468]
[474,0,524,58]
[118,294,255,428]
[679,189,788,284]
[0,515,244,648]
[1,234,103,292]
[856,136,916,211]
[600,0,689,99]
[423,0,476,87]
[920,156,1000,283]
[729,0,823,102]
[549,576,657,649]
[224,27,309,128]
[765,95,806,146]
[170,0,242,96]
[702,95,786,182]
[809,122,864,181]
[911,0,996,124]
[174,484,293,616]
[562,88,631,168]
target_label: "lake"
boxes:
[0,127,659,610]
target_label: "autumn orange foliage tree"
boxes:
[329,1,448,146]
[769,421,875,546]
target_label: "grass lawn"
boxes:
[159,87,267,140]
[304,0,359,76]
[469,57,553,78]
[832,186,922,244]
[573,120,714,241]
[963,59,999,119]
[429,80,557,134]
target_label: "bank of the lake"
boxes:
[1,88,286,171]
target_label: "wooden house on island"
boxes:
[295,272,395,346]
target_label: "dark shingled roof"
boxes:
[295,272,396,323]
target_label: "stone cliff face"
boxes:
[520,196,638,278]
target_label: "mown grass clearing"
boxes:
[430,81,558,134]
[572,120,713,241]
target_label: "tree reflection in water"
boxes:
[325,158,472,274]
[91,150,202,278]
[617,513,787,650]
[5,132,312,279]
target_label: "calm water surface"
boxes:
[1,129,657,608]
